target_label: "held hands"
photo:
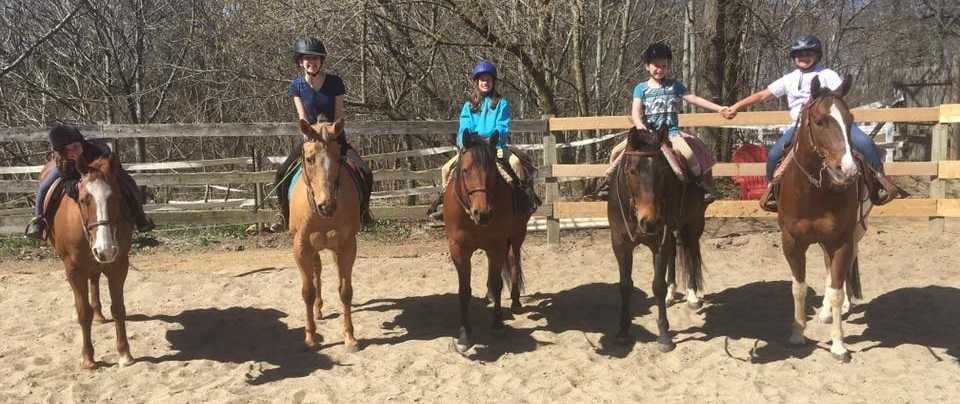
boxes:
[720,106,738,120]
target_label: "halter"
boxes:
[616,149,673,247]
[452,146,497,216]
[300,142,343,214]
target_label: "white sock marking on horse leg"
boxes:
[686,288,700,305]
[665,283,677,306]
[829,105,858,177]
[826,287,848,357]
[790,279,807,344]
[819,275,834,323]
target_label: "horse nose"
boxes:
[319,202,336,217]
[637,217,661,235]
[472,209,492,226]
[93,245,118,263]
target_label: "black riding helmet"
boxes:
[642,43,672,63]
[49,124,84,152]
[789,35,823,58]
[292,37,327,63]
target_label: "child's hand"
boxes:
[635,123,648,131]
[720,107,737,120]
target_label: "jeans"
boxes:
[34,167,61,216]
[766,124,882,180]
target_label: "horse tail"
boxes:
[677,228,704,292]
[848,256,863,300]
[502,247,525,295]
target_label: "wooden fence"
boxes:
[2,104,958,242]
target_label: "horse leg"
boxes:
[293,238,322,351]
[653,239,676,353]
[335,240,359,352]
[824,242,855,362]
[782,232,809,346]
[506,237,525,311]
[104,262,134,366]
[450,243,474,353]
[665,252,677,307]
[486,244,508,334]
[313,256,324,321]
[66,268,97,369]
[89,272,107,323]
[612,238,635,345]
[678,225,705,310]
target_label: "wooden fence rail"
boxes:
[2,106,958,239]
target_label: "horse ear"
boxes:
[108,150,121,173]
[75,156,90,175]
[333,118,344,136]
[837,75,853,97]
[626,127,642,151]
[461,129,475,146]
[810,75,823,96]
[490,131,499,147]
[299,119,318,141]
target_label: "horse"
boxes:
[775,75,869,362]
[607,125,706,352]
[443,131,530,353]
[42,151,136,369]
[288,118,363,352]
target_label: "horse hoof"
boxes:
[92,316,108,324]
[657,340,676,353]
[665,297,676,307]
[343,343,360,354]
[118,354,135,367]
[615,334,633,346]
[455,340,473,354]
[304,341,322,352]
[80,360,98,370]
[687,300,703,310]
[511,301,522,311]
[832,351,852,363]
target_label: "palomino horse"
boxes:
[776,75,868,362]
[608,125,706,352]
[42,152,135,369]
[443,131,530,353]
[289,118,362,352]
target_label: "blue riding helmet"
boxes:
[471,61,497,80]
[789,35,823,58]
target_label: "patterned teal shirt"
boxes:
[633,79,689,137]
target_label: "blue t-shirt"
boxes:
[457,97,510,150]
[632,79,689,136]
[288,74,346,124]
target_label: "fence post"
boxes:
[542,115,560,245]
[929,123,948,233]
[250,146,262,235]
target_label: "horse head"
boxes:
[620,124,671,236]
[299,118,345,217]
[799,74,858,188]
[75,151,124,263]
[457,130,499,226]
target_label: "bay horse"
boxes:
[608,125,706,352]
[443,131,529,353]
[776,75,868,362]
[288,118,362,352]
[42,151,135,369]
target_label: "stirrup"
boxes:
[24,216,46,241]
[760,182,779,213]
[268,212,286,232]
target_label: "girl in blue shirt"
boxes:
[427,61,539,220]
[271,37,373,231]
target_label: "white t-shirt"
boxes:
[767,66,843,122]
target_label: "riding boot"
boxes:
[132,204,156,232]
[269,203,289,233]
[520,182,542,215]
[699,173,716,205]
[871,171,906,205]
[760,179,780,213]
[24,215,46,241]
[426,191,444,221]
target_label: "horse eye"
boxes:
[305,156,315,164]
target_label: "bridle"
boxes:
[791,97,849,189]
[75,176,119,258]
[616,148,674,247]
[453,145,497,216]
[300,138,343,214]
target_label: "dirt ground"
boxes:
[1,217,958,403]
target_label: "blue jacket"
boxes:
[457,97,510,150]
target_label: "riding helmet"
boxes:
[642,43,673,63]
[789,35,823,58]
[471,61,497,80]
[292,37,327,62]
[48,124,84,151]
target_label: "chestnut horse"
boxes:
[608,125,706,352]
[776,75,869,362]
[42,151,135,369]
[288,118,362,352]
[443,131,530,353]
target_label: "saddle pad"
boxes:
[289,162,367,207]
[661,144,688,183]
[771,149,795,180]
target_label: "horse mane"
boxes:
[80,154,117,182]
[626,126,665,153]
[461,136,497,170]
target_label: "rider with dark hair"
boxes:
[25,124,155,240]
[271,36,374,231]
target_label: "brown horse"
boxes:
[42,152,135,369]
[288,118,362,352]
[608,125,706,352]
[776,75,869,362]
[443,131,529,353]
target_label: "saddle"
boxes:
[288,159,370,216]
[769,144,905,205]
